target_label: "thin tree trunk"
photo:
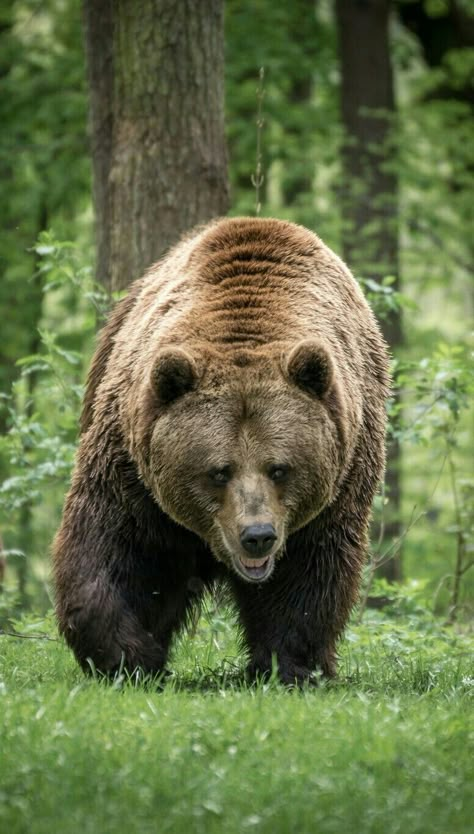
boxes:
[0,534,5,593]
[281,76,313,209]
[335,0,402,582]
[229,67,269,212]
[83,0,229,292]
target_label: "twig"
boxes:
[0,629,58,642]
[251,67,265,216]
[432,573,454,612]
[407,219,473,274]
[447,452,466,624]
[357,483,387,622]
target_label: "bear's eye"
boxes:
[208,466,232,486]
[268,464,290,483]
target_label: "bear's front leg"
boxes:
[58,568,169,676]
[230,526,363,686]
[53,487,191,677]
[55,538,171,676]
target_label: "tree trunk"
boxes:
[335,0,402,582]
[82,0,229,293]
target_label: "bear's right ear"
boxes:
[151,348,199,405]
[284,340,334,398]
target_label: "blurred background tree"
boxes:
[0,0,472,622]
[335,0,402,581]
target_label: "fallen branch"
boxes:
[0,629,58,642]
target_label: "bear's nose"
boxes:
[240,524,277,557]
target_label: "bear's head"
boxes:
[133,341,349,583]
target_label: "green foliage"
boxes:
[393,344,473,446]
[0,0,91,401]
[392,345,474,616]
[358,274,418,319]
[395,25,473,310]
[0,234,108,608]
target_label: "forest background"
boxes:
[0,0,473,627]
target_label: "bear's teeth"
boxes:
[239,555,269,569]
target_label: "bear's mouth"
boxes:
[235,554,274,582]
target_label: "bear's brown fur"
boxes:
[53,217,389,684]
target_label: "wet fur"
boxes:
[53,218,389,685]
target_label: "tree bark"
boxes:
[82,0,229,293]
[335,0,402,581]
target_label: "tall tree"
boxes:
[82,0,229,293]
[335,0,402,581]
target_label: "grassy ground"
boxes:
[1,596,473,834]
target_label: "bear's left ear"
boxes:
[151,348,199,405]
[285,340,334,398]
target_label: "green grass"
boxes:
[0,601,473,834]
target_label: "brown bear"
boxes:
[53,217,389,685]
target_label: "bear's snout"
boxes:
[240,523,277,557]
